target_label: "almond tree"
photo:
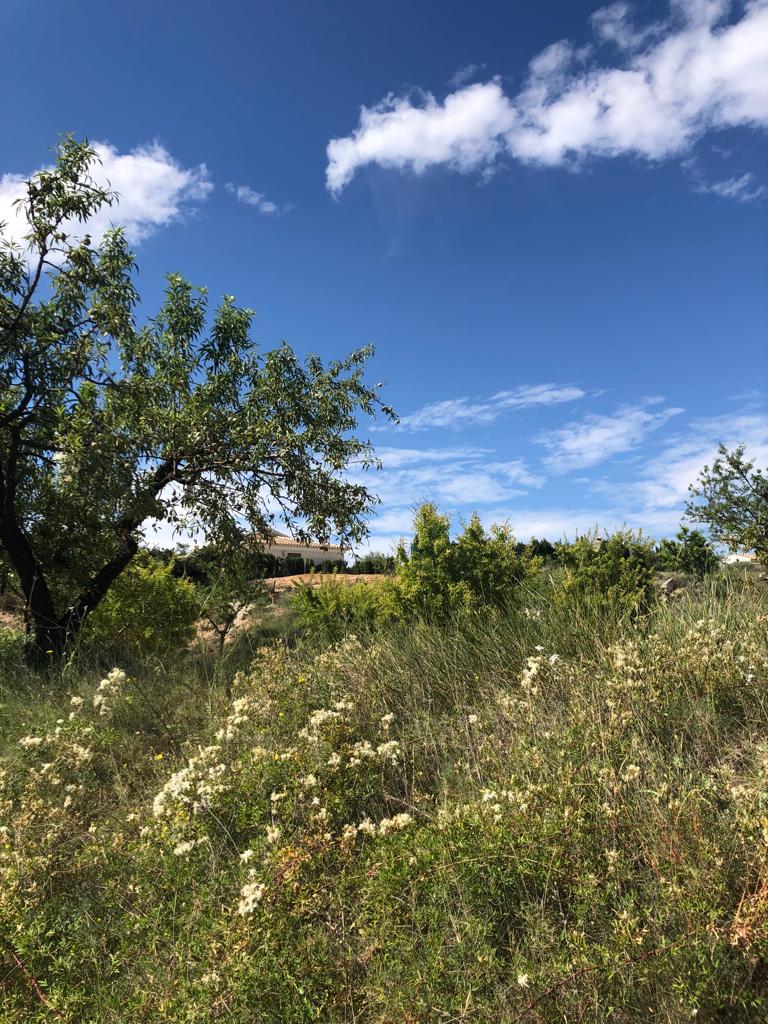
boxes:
[0,137,391,661]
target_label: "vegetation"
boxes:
[3,127,766,1024]
[2,568,768,1022]
[82,556,200,663]
[556,529,658,615]
[0,137,390,661]
[656,526,720,579]
[687,445,768,561]
[292,504,536,639]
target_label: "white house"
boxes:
[723,552,760,566]
[259,529,344,570]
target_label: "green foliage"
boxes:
[0,136,392,659]
[516,536,558,563]
[84,557,199,660]
[2,582,768,1021]
[0,627,25,668]
[292,505,534,640]
[656,526,720,578]
[396,505,532,619]
[290,576,399,643]
[687,444,768,561]
[197,551,268,654]
[349,551,396,574]
[556,530,658,614]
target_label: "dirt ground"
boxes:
[261,572,382,600]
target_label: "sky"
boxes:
[1,0,767,555]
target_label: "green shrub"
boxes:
[3,583,768,1021]
[83,556,199,660]
[293,506,535,638]
[656,526,720,578]
[556,530,658,614]
[0,628,25,668]
[291,576,399,643]
[396,504,533,619]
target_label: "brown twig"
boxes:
[510,928,698,1023]
[3,943,64,1019]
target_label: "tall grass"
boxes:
[1,577,767,1022]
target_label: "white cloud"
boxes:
[448,63,485,88]
[225,182,292,215]
[632,411,768,511]
[695,171,765,201]
[538,400,683,472]
[0,141,212,251]
[350,444,542,517]
[326,0,768,193]
[391,383,585,430]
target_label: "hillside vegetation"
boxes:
[2,567,768,1022]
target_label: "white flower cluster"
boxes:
[299,699,355,740]
[348,738,401,767]
[339,812,414,842]
[216,696,254,743]
[237,877,266,916]
[152,745,228,817]
[93,668,127,718]
[377,812,414,835]
[19,735,45,749]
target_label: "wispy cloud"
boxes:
[225,182,292,215]
[538,400,683,472]
[694,171,765,202]
[448,63,485,88]
[350,444,542,516]
[631,411,768,512]
[0,141,212,250]
[391,383,585,430]
[326,0,768,194]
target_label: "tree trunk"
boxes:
[0,515,63,664]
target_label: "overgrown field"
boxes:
[2,576,768,1022]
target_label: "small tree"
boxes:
[655,527,719,579]
[396,503,471,618]
[686,445,768,561]
[0,137,392,661]
[197,549,268,655]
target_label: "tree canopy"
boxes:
[0,136,392,659]
[686,445,768,561]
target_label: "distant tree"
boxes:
[349,552,396,574]
[516,537,558,564]
[655,527,719,579]
[0,137,393,662]
[686,445,768,561]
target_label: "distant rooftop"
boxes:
[262,529,343,553]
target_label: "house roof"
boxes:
[264,529,343,553]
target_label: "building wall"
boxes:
[261,541,342,569]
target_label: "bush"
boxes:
[83,556,200,660]
[292,505,536,639]
[396,505,533,619]
[0,628,25,669]
[291,577,399,643]
[349,551,396,574]
[656,526,720,578]
[556,530,658,614]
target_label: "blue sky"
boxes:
[2,0,767,553]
